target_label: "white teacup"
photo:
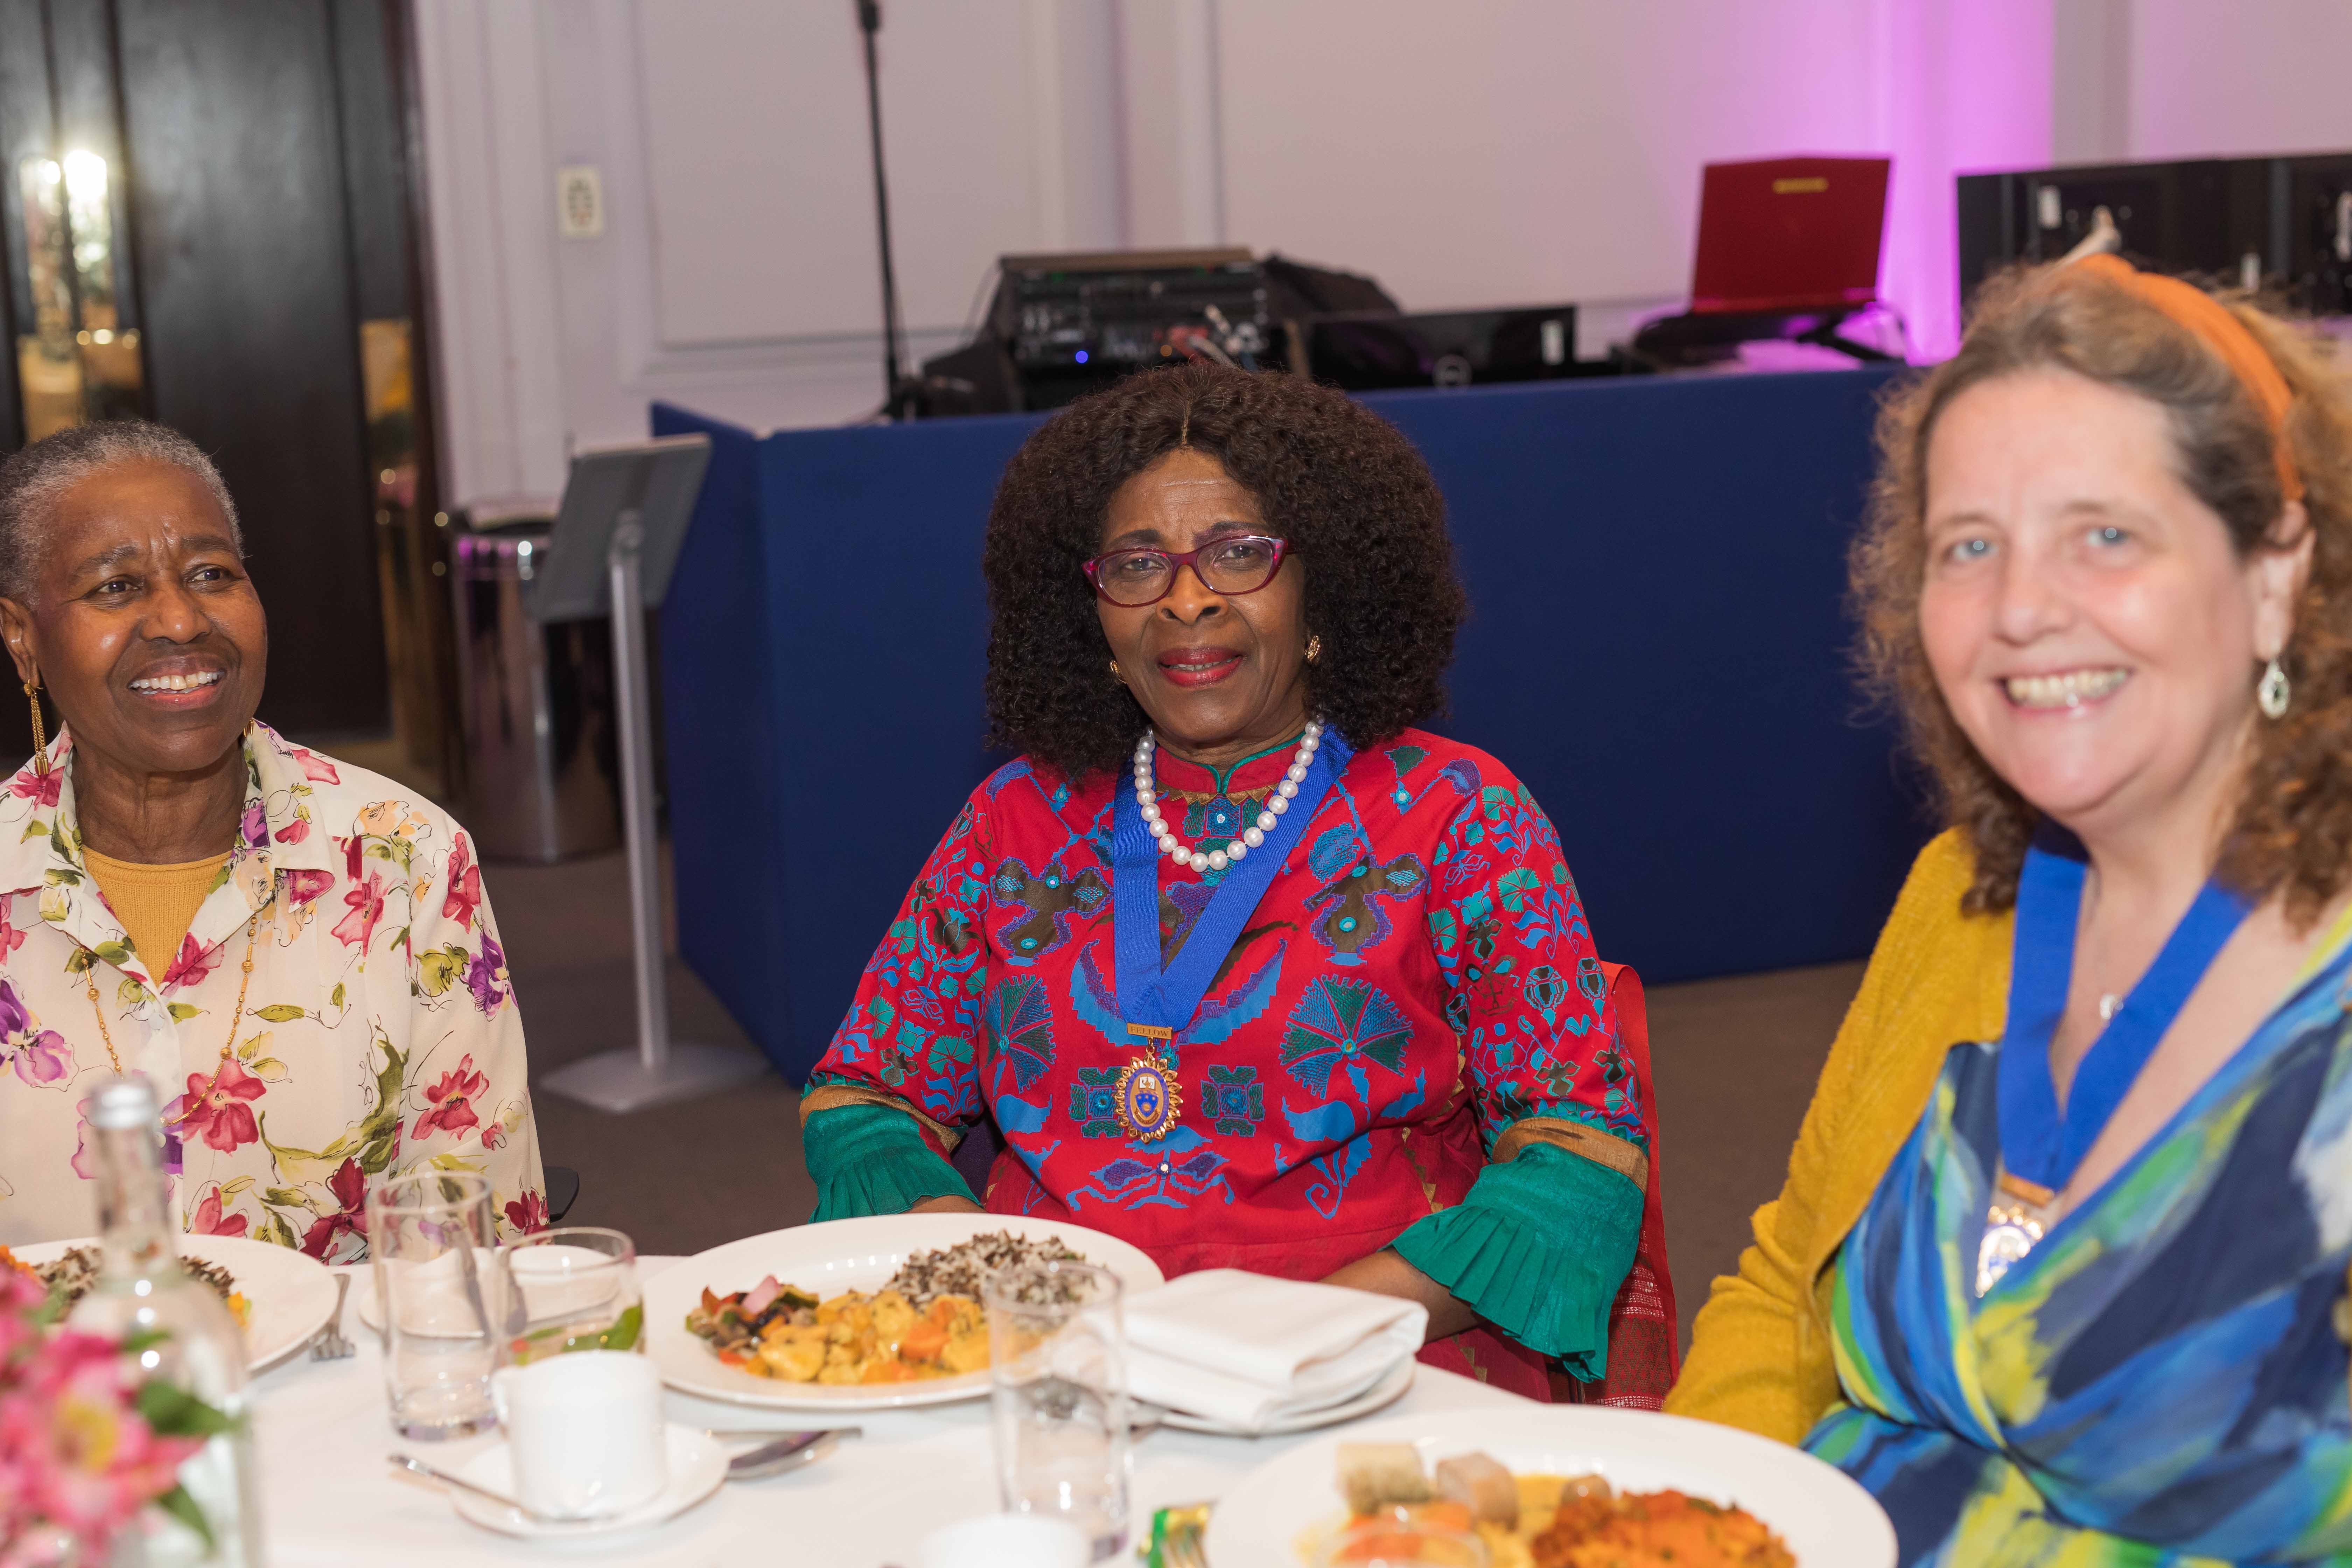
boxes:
[491,1350,666,1519]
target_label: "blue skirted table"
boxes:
[653,366,1923,1081]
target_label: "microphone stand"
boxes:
[855,0,917,419]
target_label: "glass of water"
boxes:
[501,1227,644,1363]
[985,1260,1131,1562]
[365,1171,510,1439]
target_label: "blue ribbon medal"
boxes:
[1979,825,2252,1294]
[1107,730,1351,1141]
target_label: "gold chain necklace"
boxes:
[81,913,261,1077]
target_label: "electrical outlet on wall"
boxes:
[557,165,604,239]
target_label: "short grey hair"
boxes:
[0,420,243,603]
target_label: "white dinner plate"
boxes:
[13,1234,340,1374]
[1154,1355,1416,1437]
[444,1424,726,1540]
[646,1214,1164,1412]
[1204,1405,1896,1568]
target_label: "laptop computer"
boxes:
[1630,154,1894,366]
[1690,155,1891,314]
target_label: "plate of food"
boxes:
[2,1234,341,1376]
[1205,1406,1895,1568]
[645,1214,1164,1411]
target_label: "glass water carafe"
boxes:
[68,1077,263,1566]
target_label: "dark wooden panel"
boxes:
[327,0,407,320]
[112,0,387,736]
[0,0,44,451]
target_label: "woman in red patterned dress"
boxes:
[801,365,1672,1403]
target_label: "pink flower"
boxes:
[0,981,70,1087]
[442,833,482,931]
[504,1190,548,1236]
[332,869,385,953]
[237,798,267,850]
[287,745,340,784]
[414,1055,488,1140]
[8,765,59,809]
[158,934,219,991]
[272,817,310,845]
[0,1297,205,1561]
[283,868,334,909]
[187,1185,247,1238]
[299,1159,368,1260]
[176,1057,265,1154]
[479,1121,506,1152]
[340,836,365,883]
[0,903,26,961]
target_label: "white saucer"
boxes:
[446,1424,725,1540]
[1152,1355,1416,1437]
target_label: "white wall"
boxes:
[412,0,2328,509]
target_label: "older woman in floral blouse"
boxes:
[0,420,544,1256]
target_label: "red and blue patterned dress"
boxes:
[802,728,1673,1403]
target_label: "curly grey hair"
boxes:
[0,421,243,603]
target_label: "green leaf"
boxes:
[18,817,46,840]
[92,940,130,965]
[247,1057,288,1083]
[156,1484,218,1554]
[135,1378,239,1438]
[330,981,346,1010]
[252,1004,307,1023]
[64,947,93,974]
[596,1304,643,1351]
[167,1002,203,1022]
[116,976,145,1007]
[417,947,460,996]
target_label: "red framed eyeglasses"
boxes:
[1082,534,1289,608]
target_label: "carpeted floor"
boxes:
[476,838,1867,1354]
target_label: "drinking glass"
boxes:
[500,1227,644,1364]
[365,1171,510,1439]
[985,1261,1131,1562]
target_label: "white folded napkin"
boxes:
[1118,1269,1426,1432]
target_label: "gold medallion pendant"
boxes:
[1976,1169,2055,1297]
[1117,1023,1183,1142]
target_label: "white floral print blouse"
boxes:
[0,721,545,1256]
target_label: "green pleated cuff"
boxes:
[1390,1141,1643,1378]
[803,1103,976,1223]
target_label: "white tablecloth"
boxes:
[255,1257,1535,1565]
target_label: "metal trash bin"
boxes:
[450,503,623,862]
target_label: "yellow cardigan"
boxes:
[1665,829,2012,1443]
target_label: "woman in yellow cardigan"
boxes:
[1670,255,2352,1561]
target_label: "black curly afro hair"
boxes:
[983,363,1467,780]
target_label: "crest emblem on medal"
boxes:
[1113,1056,1182,1141]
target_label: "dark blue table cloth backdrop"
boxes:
[654,366,1926,1082]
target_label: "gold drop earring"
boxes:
[1304,636,1322,664]
[23,676,47,773]
[1109,658,1122,681]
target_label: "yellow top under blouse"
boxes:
[81,847,232,975]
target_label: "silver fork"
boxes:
[311,1273,355,1361]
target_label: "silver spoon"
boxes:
[724,1426,859,1479]
[389,1454,565,1524]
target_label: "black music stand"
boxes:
[532,435,765,1112]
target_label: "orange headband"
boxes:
[2073,252,2304,503]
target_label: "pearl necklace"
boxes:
[1134,720,1323,873]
